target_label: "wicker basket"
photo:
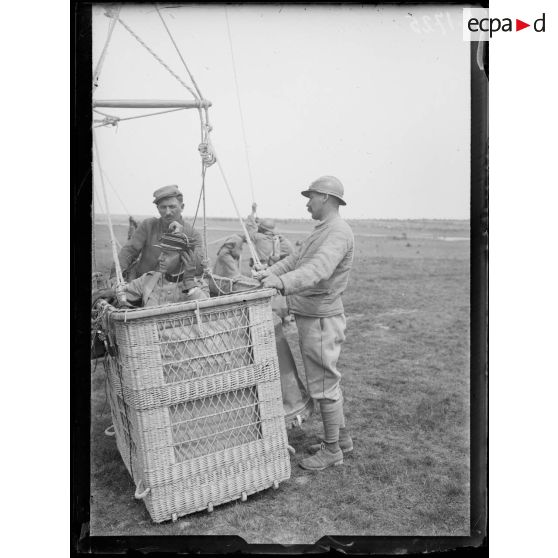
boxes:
[98,289,291,522]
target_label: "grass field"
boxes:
[90,216,470,542]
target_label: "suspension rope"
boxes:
[155,5,205,100]
[225,7,256,205]
[93,4,122,90]
[93,174,123,251]
[94,107,188,128]
[191,178,204,228]
[102,171,132,218]
[204,132,262,268]
[114,14,200,100]
[93,131,127,302]
[201,165,209,266]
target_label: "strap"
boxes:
[142,273,161,306]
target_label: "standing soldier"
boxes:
[256,176,354,471]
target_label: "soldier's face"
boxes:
[306,192,327,220]
[157,197,184,224]
[158,250,182,274]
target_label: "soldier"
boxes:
[245,203,293,268]
[256,176,354,471]
[213,234,245,279]
[99,233,209,307]
[114,185,205,284]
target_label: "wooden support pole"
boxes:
[93,99,212,109]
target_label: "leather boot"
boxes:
[300,398,344,470]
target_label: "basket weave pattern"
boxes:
[101,290,291,522]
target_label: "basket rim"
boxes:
[97,288,276,321]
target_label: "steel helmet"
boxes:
[258,218,276,233]
[301,175,346,205]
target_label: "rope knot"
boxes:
[102,115,120,127]
[198,142,216,167]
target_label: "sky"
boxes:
[92,4,470,220]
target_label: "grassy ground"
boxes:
[90,217,470,542]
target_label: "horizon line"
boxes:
[94,213,471,222]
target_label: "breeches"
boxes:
[294,313,346,401]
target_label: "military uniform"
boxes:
[245,214,293,267]
[264,175,354,470]
[124,271,209,307]
[213,235,244,278]
[267,214,354,400]
[117,217,204,285]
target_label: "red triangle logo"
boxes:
[516,19,530,31]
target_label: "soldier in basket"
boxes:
[99,233,209,307]
[213,234,246,279]
[113,185,206,283]
[254,176,354,471]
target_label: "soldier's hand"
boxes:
[251,268,270,281]
[168,221,184,233]
[251,202,257,213]
[116,299,135,309]
[261,274,283,291]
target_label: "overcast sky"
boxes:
[92,4,470,220]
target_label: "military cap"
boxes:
[153,184,183,205]
[258,218,276,233]
[153,232,191,252]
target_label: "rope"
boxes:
[101,170,131,217]
[93,4,122,89]
[198,123,217,167]
[202,267,261,297]
[155,5,205,100]
[94,107,188,128]
[115,15,199,100]
[93,185,123,251]
[204,132,262,268]
[191,178,204,228]
[225,7,256,205]
[93,131,127,302]
[201,165,209,265]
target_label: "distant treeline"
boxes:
[95,214,470,227]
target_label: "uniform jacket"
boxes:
[267,214,354,317]
[213,251,241,278]
[124,271,196,307]
[117,217,204,289]
[245,214,293,266]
